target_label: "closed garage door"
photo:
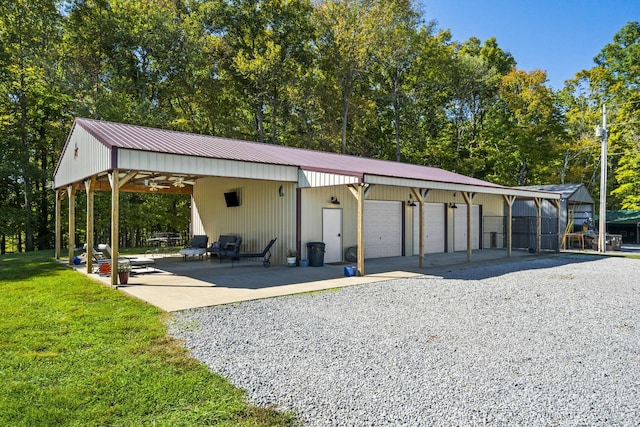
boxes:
[454,205,480,251]
[364,201,403,258]
[413,203,445,254]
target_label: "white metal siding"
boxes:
[54,126,111,188]
[299,170,359,188]
[364,201,403,258]
[119,150,298,182]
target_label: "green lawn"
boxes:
[0,251,295,426]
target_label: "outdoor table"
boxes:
[178,247,206,261]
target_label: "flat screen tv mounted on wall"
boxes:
[224,191,240,207]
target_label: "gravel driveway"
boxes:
[169,254,640,426]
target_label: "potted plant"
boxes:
[286,249,297,267]
[117,260,132,284]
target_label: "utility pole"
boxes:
[596,104,608,253]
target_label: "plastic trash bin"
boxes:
[307,242,325,267]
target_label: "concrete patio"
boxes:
[70,249,545,311]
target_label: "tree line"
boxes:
[1,0,638,253]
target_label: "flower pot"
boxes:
[286,257,297,267]
[118,271,129,285]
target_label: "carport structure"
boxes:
[53,118,561,286]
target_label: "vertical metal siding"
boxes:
[120,150,298,182]
[300,186,358,260]
[192,177,296,264]
[54,126,111,188]
[299,170,359,188]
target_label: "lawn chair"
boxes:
[78,243,104,264]
[178,235,209,261]
[237,237,277,267]
[97,244,155,273]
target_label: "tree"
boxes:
[567,22,640,209]
[313,0,383,154]
[485,69,566,185]
[212,0,315,143]
[369,0,422,161]
[0,0,69,251]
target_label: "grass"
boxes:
[0,251,296,426]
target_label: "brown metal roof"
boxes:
[75,118,505,189]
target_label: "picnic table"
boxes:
[146,232,183,247]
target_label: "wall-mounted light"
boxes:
[330,196,340,205]
[449,192,457,208]
[278,184,284,197]
[407,194,416,207]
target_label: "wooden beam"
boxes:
[503,195,516,257]
[110,171,119,287]
[356,183,365,276]
[85,178,95,274]
[67,185,75,265]
[55,189,61,260]
[461,192,475,262]
[411,188,429,268]
[118,171,137,188]
[92,180,193,195]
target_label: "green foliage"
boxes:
[564,22,640,209]
[4,0,640,251]
[0,250,295,426]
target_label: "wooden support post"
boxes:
[461,192,475,262]
[110,171,120,287]
[356,183,365,276]
[503,195,516,257]
[411,188,428,268]
[552,199,562,252]
[55,189,61,260]
[85,178,95,274]
[67,185,75,265]
[534,197,542,253]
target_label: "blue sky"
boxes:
[421,0,639,89]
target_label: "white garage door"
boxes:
[454,205,480,251]
[364,201,403,259]
[413,203,445,254]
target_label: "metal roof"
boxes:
[53,118,559,200]
[519,184,594,203]
[597,210,640,224]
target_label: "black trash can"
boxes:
[307,242,325,267]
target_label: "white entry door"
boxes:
[322,208,342,263]
[364,201,403,258]
[413,203,446,254]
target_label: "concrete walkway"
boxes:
[70,249,543,311]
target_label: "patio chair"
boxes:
[237,237,277,267]
[179,235,209,260]
[207,235,239,258]
[218,236,242,264]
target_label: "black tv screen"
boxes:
[224,191,240,207]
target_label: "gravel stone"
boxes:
[168,255,640,426]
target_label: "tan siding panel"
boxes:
[192,177,296,264]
